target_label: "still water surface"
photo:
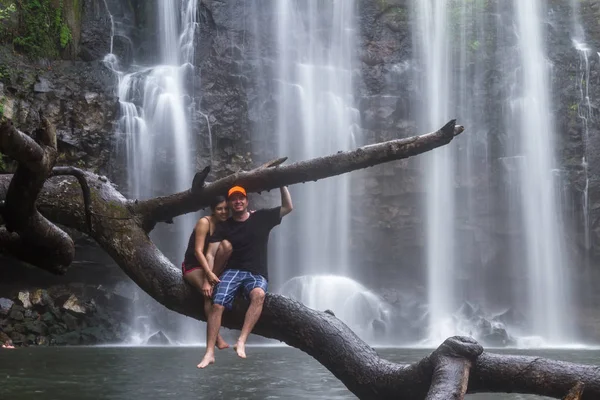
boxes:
[1,346,598,399]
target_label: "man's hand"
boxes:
[202,280,213,298]
[206,271,221,285]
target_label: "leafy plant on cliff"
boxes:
[0,0,16,42]
[12,0,71,57]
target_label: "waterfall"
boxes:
[104,0,201,344]
[413,0,576,344]
[414,0,455,342]
[247,0,390,343]
[570,0,592,253]
[272,0,359,279]
[512,0,572,343]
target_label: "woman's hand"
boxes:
[202,280,213,298]
[206,271,221,285]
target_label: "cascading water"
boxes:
[413,0,575,345]
[570,0,592,253]
[414,0,455,343]
[104,0,201,344]
[249,0,389,342]
[511,0,572,343]
[272,0,357,277]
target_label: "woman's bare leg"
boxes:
[183,270,229,349]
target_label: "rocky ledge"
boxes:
[0,284,133,347]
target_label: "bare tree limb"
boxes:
[134,119,463,231]
[50,166,93,232]
[0,120,45,172]
[0,118,74,274]
[425,337,481,400]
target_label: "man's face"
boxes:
[228,193,248,213]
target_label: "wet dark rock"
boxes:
[24,321,48,336]
[146,330,170,345]
[41,312,55,324]
[81,327,111,344]
[492,308,528,329]
[9,309,24,321]
[9,332,27,344]
[0,284,134,347]
[52,331,81,346]
[62,313,80,331]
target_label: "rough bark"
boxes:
[0,118,74,274]
[1,118,599,399]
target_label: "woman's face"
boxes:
[212,201,229,222]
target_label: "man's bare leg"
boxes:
[203,298,229,349]
[234,288,265,359]
[184,270,229,349]
[197,303,225,368]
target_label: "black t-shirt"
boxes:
[209,207,282,280]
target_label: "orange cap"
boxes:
[228,185,247,198]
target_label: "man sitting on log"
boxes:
[198,185,293,368]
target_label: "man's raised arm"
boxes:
[280,186,293,217]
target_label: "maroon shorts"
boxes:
[182,262,203,275]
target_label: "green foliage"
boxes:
[0,1,15,20]
[0,96,5,119]
[0,63,8,82]
[11,0,72,57]
[0,1,17,42]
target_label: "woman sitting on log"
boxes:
[182,195,232,350]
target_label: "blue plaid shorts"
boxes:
[213,269,268,310]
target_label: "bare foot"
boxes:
[233,341,246,359]
[216,336,230,350]
[197,353,215,369]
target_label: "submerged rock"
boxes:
[146,331,171,345]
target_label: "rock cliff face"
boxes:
[1,0,600,342]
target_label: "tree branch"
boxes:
[0,118,74,274]
[134,119,464,231]
[0,120,45,171]
[425,336,482,400]
[50,166,93,232]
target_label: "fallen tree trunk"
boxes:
[1,118,599,399]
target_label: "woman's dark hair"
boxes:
[210,195,227,211]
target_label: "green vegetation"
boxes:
[0,0,16,42]
[1,0,72,58]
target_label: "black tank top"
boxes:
[183,217,213,266]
